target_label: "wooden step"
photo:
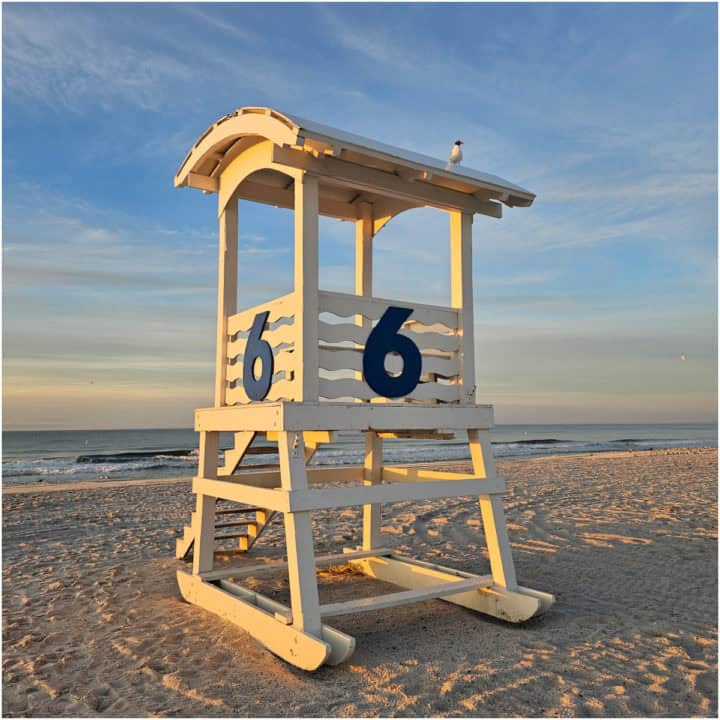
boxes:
[215,520,254,529]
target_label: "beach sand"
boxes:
[3,448,717,717]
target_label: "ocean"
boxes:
[2,423,716,486]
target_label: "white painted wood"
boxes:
[319,290,459,329]
[219,431,255,475]
[295,174,320,402]
[278,432,322,636]
[227,322,295,358]
[287,476,506,512]
[318,321,458,352]
[319,576,493,617]
[176,571,331,671]
[450,210,476,403]
[194,476,288,512]
[227,292,296,335]
[318,346,459,377]
[349,555,551,623]
[193,431,220,574]
[215,200,238,407]
[319,377,460,403]
[272,145,503,217]
[362,433,382,550]
[195,401,494,432]
[200,547,395,581]
[468,429,518,591]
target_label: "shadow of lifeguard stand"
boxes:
[173,107,554,670]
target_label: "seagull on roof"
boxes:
[446,140,464,171]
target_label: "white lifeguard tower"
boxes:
[174,107,554,670]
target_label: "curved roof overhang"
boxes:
[175,107,535,222]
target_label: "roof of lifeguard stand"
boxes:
[175,107,535,218]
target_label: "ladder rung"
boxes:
[216,520,254,529]
[215,507,260,515]
[215,532,248,541]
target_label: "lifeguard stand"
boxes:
[174,107,554,670]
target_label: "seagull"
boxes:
[446,140,464,171]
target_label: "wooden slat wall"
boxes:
[317,291,462,404]
[225,293,299,404]
[224,290,464,405]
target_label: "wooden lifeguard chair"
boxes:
[173,107,554,670]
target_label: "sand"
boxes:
[2,448,717,717]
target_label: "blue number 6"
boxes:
[362,306,422,398]
[243,311,274,401]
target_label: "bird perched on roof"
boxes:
[446,140,464,171]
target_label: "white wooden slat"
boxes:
[226,378,297,405]
[318,290,459,330]
[318,321,458,353]
[227,292,297,336]
[319,576,493,618]
[318,378,460,403]
[226,349,295,381]
[318,347,459,378]
[227,323,295,358]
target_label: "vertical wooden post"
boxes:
[468,429,518,590]
[278,431,322,636]
[362,433,383,549]
[294,173,320,402]
[356,202,382,548]
[215,196,238,407]
[449,210,476,404]
[193,431,219,575]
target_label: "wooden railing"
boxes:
[223,290,464,405]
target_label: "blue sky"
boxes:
[3,2,717,429]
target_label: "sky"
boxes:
[2,2,717,430]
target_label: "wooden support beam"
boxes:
[287,476,506,512]
[319,576,493,617]
[349,554,553,623]
[272,146,503,218]
[196,402,494,432]
[294,173,320,402]
[200,547,395,582]
[278,432,322,637]
[468,429,518,591]
[362,433,383,550]
[215,199,238,407]
[176,571,332,671]
[450,210,476,404]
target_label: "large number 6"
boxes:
[363,306,422,398]
[243,311,274,401]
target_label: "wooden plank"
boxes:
[227,323,295,357]
[362,433,382,550]
[176,571,331,671]
[319,576,492,617]
[215,201,238,407]
[278,431,322,635]
[318,377,461,403]
[381,467,499,484]
[450,211,476,403]
[349,556,552,623]
[272,145,503,217]
[193,476,289,512]
[318,290,459,329]
[225,378,297,405]
[227,292,296,336]
[295,173,320,401]
[468,429,518,591]
[225,349,295,381]
[200,547,395,582]
[287,476,506,512]
[318,346,459,378]
[317,321,458,352]
[195,401,494,432]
